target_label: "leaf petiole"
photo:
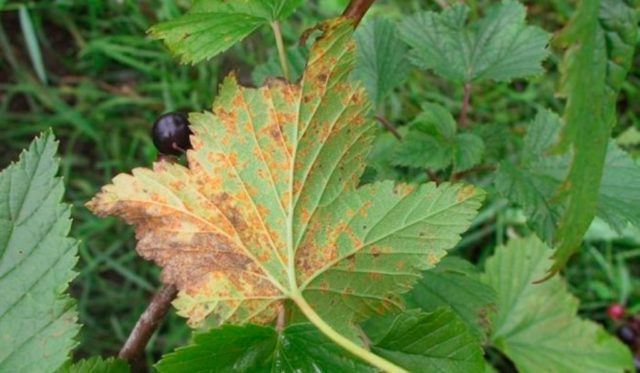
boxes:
[271,21,290,81]
[290,293,408,373]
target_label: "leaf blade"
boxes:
[0,131,79,373]
[482,236,632,372]
[552,0,638,271]
[399,0,550,83]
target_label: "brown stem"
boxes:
[119,285,178,370]
[374,114,402,140]
[276,303,286,332]
[451,164,496,182]
[433,0,449,8]
[426,169,441,184]
[342,0,376,26]
[459,82,472,127]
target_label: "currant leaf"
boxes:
[482,236,633,372]
[150,0,303,64]
[88,19,483,355]
[398,0,550,83]
[0,131,79,373]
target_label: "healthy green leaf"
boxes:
[0,131,79,373]
[365,308,485,372]
[398,0,550,83]
[482,236,633,372]
[596,143,640,232]
[453,133,485,173]
[391,131,451,171]
[149,0,303,64]
[552,0,638,271]
[160,309,485,373]
[496,110,640,243]
[353,17,410,109]
[59,357,129,373]
[88,19,484,363]
[156,323,375,372]
[392,103,485,172]
[404,257,496,340]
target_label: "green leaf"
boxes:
[482,236,633,372]
[453,133,485,173]
[552,0,638,271]
[404,257,496,340]
[365,308,484,372]
[59,357,129,373]
[398,0,550,83]
[391,132,452,171]
[353,17,410,109]
[596,143,640,232]
[414,103,456,139]
[496,109,640,243]
[149,0,302,64]
[0,131,79,372]
[495,110,567,242]
[156,324,375,372]
[391,104,485,172]
[89,19,484,370]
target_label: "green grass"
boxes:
[1,0,639,368]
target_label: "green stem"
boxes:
[291,294,408,373]
[271,21,290,81]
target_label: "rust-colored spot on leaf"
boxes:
[457,185,476,202]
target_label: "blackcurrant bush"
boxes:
[616,325,637,347]
[152,112,192,156]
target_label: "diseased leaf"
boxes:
[150,0,303,64]
[365,308,484,372]
[482,236,632,372]
[404,257,496,340]
[353,17,410,109]
[156,323,375,372]
[496,110,640,243]
[398,0,550,83]
[59,357,129,373]
[552,0,638,271]
[0,132,79,372]
[88,17,484,348]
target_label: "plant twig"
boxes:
[459,82,472,127]
[342,0,376,26]
[271,21,290,81]
[426,169,441,184]
[374,114,402,140]
[433,0,449,8]
[451,164,496,182]
[119,284,178,369]
[276,303,286,332]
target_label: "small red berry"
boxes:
[607,303,626,320]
